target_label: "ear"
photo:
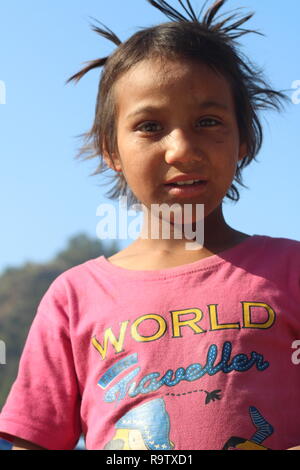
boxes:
[238,141,248,161]
[103,141,123,172]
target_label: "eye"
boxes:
[136,118,221,133]
[198,118,221,127]
[136,121,162,133]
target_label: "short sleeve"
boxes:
[0,278,82,450]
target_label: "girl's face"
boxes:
[105,58,247,218]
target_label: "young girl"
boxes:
[0,0,300,450]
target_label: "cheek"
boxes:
[211,154,239,192]
[218,162,238,186]
[124,151,160,181]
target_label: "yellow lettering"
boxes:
[209,304,240,331]
[131,314,167,342]
[92,321,129,359]
[242,302,276,329]
[171,309,206,337]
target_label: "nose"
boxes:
[164,128,204,166]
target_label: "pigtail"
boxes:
[147,0,197,22]
[148,0,262,39]
[66,18,122,85]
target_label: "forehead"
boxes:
[114,58,235,113]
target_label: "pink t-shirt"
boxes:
[0,234,300,450]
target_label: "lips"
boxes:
[164,174,208,185]
[164,180,208,198]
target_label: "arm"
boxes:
[11,437,46,450]
[0,279,81,450]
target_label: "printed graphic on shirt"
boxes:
[92,301,276,361]
[222,406,274,450]
[96,352,225,404]
[92,301,273,401]
[92,301,274,448]
[103,398,174,450]
[166,388,222,405]
[93,341,269,403]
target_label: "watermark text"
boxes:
[0,340,6,365]
[0,80,6,104]
[291,340,300,365]
[291,80,300,104]
[96,196,204,250]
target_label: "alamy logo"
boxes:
[0,81,6,105]
[291,340,300,365]
[291,80,300,104]
[96,196,204,250]
[0,340,6,365]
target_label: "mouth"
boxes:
[164,180,208,197]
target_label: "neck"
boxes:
[135,203,244,255]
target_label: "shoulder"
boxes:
[253,235,300,292]
[46,258,101,292]
[255,235,300,267]
[234,234,300,268]
[36,258,104,316]
[260,235,300,256]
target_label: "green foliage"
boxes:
[0,233,119,409]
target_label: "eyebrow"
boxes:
[126,100,229,119]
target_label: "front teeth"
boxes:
[176,179,201,186]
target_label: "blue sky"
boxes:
[0,0,299,274]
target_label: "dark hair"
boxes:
[67,0,288,207]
